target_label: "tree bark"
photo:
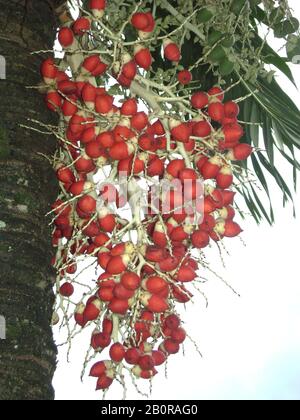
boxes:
[0,0,65,400]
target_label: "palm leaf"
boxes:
[230,74,300,223]
[251,33,296,85]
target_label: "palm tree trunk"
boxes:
[0,0,65,400]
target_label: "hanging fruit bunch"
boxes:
[40,0,253,396]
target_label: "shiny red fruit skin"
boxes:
[134,48,152,70]
[58,27,74,47]
[191,92,209,109]
[109,343,126,362]
[164,43,181,62]
[178,70,192,85]
[131,13,151,30]
[208,102,225,122]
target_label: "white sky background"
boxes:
[53,1,300,400]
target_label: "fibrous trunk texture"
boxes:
[0,0,64,400]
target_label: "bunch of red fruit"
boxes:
[41,0,253,394]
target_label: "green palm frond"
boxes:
[230,73,300,223]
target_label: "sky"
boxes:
[53,1,300,401]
